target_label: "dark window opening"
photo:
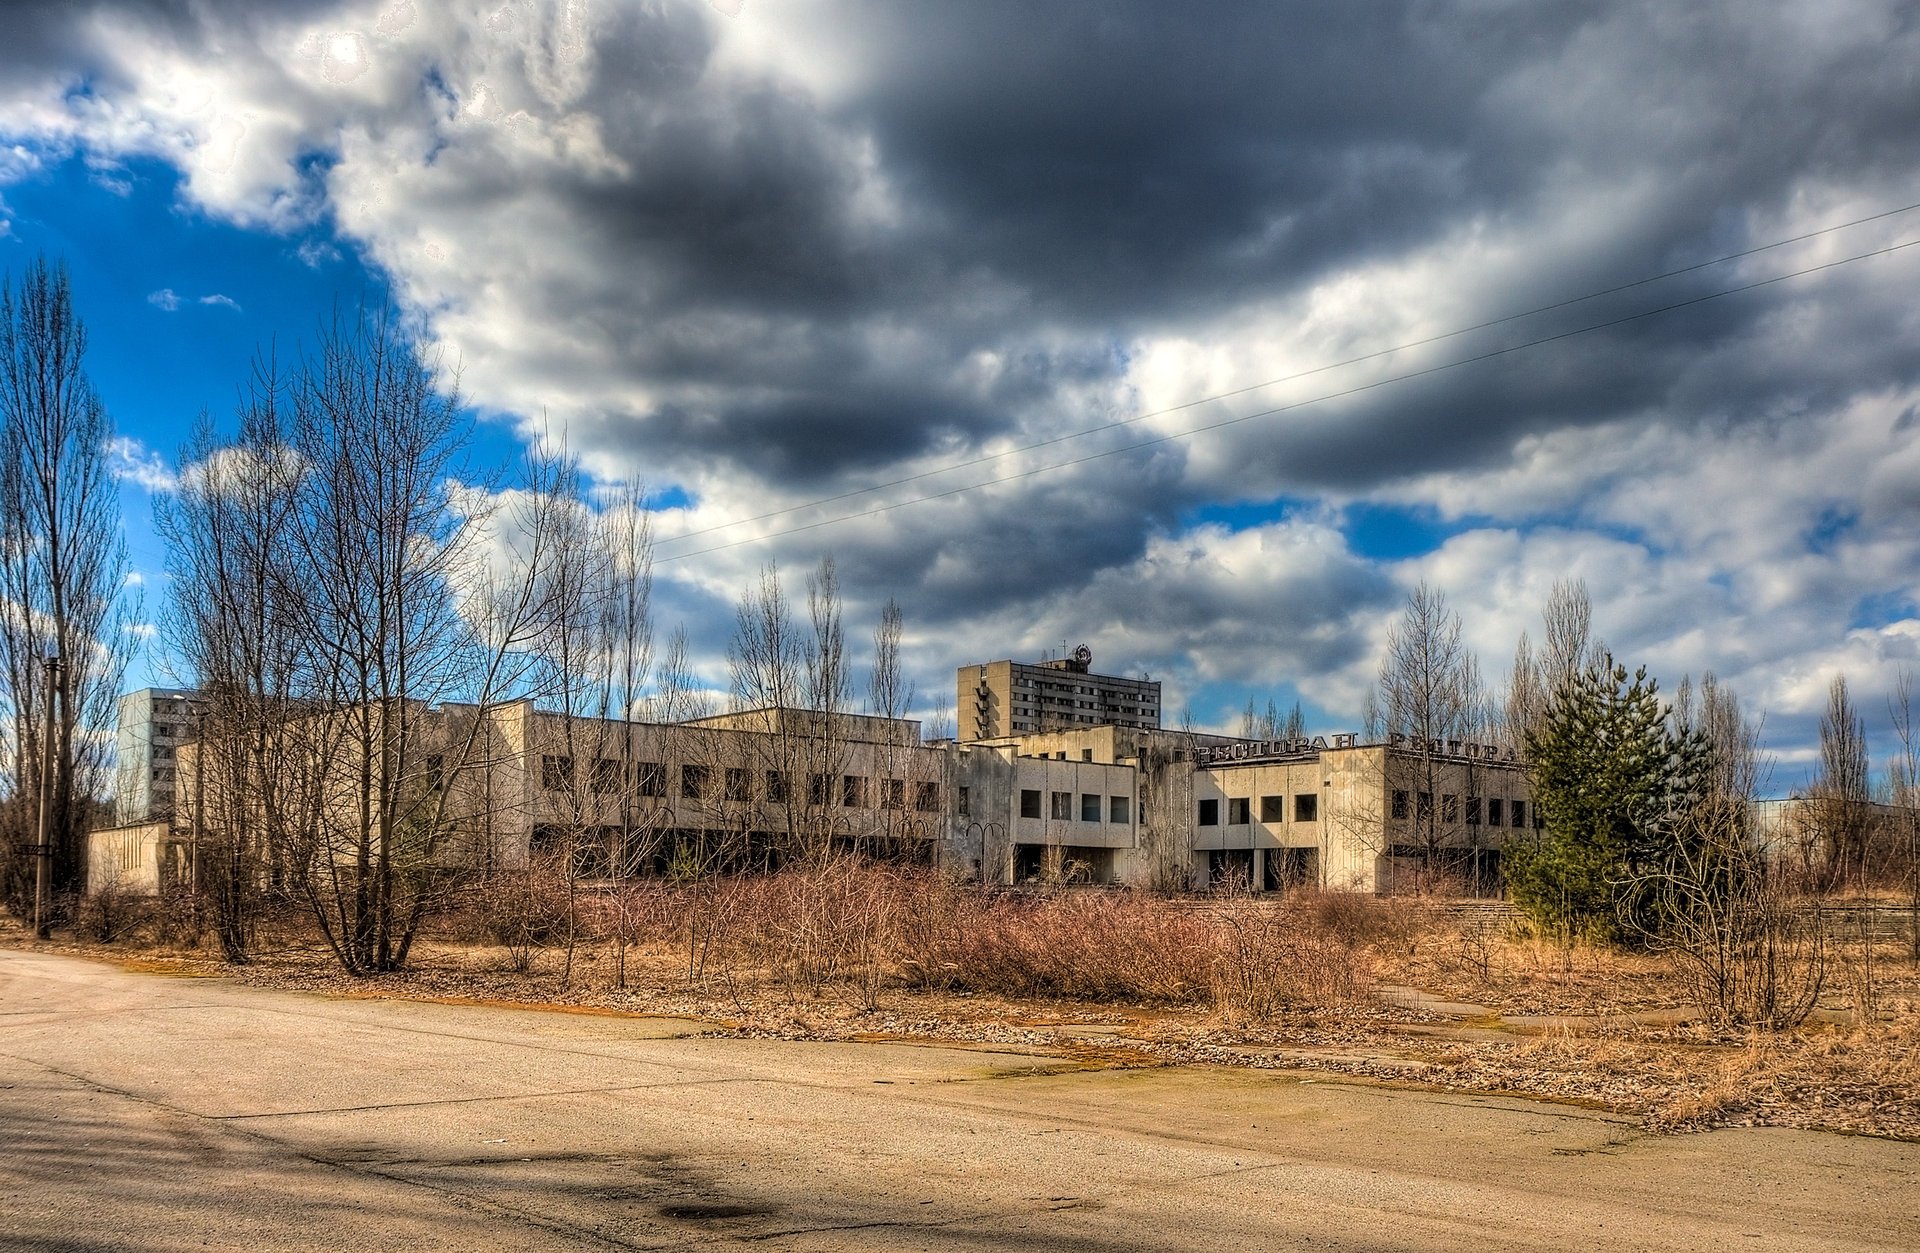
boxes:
[591,758,623,795]
[1198,798,1220,826]
[1260,794,1286,823]
[1294,793,1318,823]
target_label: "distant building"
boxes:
[113,688,206,825]
[972,724,1530,894]
[91,661,1535,899]
[957,647,1161,740]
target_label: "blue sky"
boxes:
[4,1,1920,791]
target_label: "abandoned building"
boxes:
[89,653,1536,897]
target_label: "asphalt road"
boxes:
[0,948,1915,1252]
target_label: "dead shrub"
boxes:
[479,859,571,974]
[79,879,151,944]
[152,883,205,950]
[1212,899,1373,1022]
[909,887,1215,1004]
[717,858,901,1005]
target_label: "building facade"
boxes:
[98,669,1534,898]
[113,688,207,826]
[957,647,1162,740]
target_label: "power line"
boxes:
[654,197,1920,552]
[656,231,1920,565]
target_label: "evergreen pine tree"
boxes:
[1507,654,1708,940]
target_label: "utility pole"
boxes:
[32,654,63,941]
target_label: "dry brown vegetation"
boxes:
[20,867,1920,1141]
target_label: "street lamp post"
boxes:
[32,654,64,941]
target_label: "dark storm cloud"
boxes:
[479,0,1920,510]
[9,0,1920,747]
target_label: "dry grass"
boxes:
[21,872,1920,1139]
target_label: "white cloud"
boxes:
[145,287,180,312]
[105,436,178,492]
[197,293,242,312]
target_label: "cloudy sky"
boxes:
[3,0,1919,787]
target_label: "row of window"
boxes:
[539,755,941,812]
[1018,789,1133,825]
[1391,790,1535,828]
[1197,794,1318,826]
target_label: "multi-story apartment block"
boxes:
[113,688,207,825]
[956,647,1161,740]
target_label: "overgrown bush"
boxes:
[78,878,150,943]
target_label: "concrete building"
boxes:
[976,725,1531,894]
[957,647,1161,740]
[93,666,1531,898]
[112,688,207,826]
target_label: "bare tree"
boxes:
[1505,579,1591,757]
[0,257,134,928]
[1810,675,1872,890]
[1375,583,1487,890]
[1889,668,1920,963]
[868,596,933,863]
[263,307,522,974]
[157,368,307,960]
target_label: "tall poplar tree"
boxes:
[0,257,132,921]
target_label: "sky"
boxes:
[2,0,1919,791]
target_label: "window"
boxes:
[959,785,972,817]
[1020,788,1041,819]
[1392,790,1409,820]
[1110,795,1131,824]
[810,773,830,806]
[635,761,666,797]
[882,777,905,810]
[724,767,751,803]
[1487,797,1503,827]
[591,758,623,795]
[1417,791,1432,821]
[1228,797,1251,825]
[914,781,940,813]
[842,775,867,808]
[1466,796,1481,825]
[1198,798,1220,826]
[1082,748,1094,762]
[1441,794,1458,823]
[542,755,574,792]
[1081,792,1102,822]
[1512,800,1528,829]
[765,770,789,804]
[1260,795,1286,823]
[424,754,446,790]
[1294,793,1318,822]
[1050,790,1071,820]
[681,764,708,800]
